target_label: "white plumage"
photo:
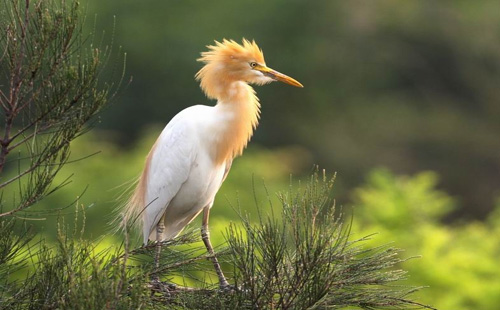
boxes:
[143,105,231,243]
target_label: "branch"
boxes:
[0,183,44,218]
[0,111,15,173]
[9,86,85,148]
[0,0,31,173]
[9,0,31,112]
[0,127,70,191]
[386,297,438,310]
[16,10,77,113]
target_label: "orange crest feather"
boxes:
[197,38,265,65]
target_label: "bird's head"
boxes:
[196,39,302,99]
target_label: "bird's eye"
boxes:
[250,62,258,68]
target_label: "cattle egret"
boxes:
[123,39,303,289]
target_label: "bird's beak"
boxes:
[255,64,303,88]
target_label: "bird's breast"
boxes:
[164,153,226,219]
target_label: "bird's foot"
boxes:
[149,278,177,296]
[218,281,241,293]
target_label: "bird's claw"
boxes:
[219,284,232,291]
[218,282,247,293]
[149,278,177,296]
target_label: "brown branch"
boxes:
[9,87,84,145]
[1,1,31,173]
[0,110,14,173]
[9,0,30,112]
[8,121,55,152]
[0,128,69,192]
[2,0,74,156]
[148,283,219,295]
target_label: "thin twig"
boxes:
[387,297,438,310]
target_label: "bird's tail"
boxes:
[115,137,158,240]
[115,170,147,236]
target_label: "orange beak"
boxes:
[255,64,303,88]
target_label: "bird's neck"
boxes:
[212,81,261,165]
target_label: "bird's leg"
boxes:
[150,215,177,294]
[201,207,230,289]
[153,215,165,282]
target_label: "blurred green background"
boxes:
[89,0,500,221]
[13,0,500,309]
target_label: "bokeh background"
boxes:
[91,0,500,221]
[21,1,500,309]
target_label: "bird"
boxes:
[122,38,303,289]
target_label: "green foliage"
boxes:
[0,172,433,310]
[0,0,124,218]
[225,172,425,309]
[352,169,500,310]
[352,169,454,230]
[0,219,34,304]
[1,218,149,309]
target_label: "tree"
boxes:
[0,0,123,218]
[0,0,124,306]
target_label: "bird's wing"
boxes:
[221,158,233,185]
[142,119,196,243]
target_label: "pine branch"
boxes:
[0,0,125,217]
